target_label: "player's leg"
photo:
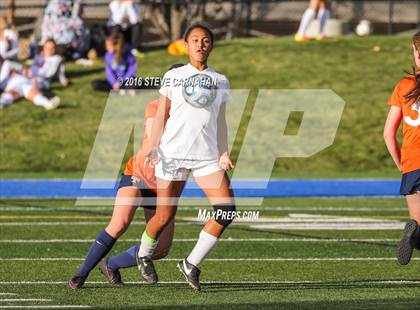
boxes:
[25,85,60,110]
[136,178,185,283]
[178,169,234,291]
[104,205,175,275]
[397,192,420,265]
[0,90,16,108]
[1,75,25,107]
[295,0,319,41]
[68,181,139,289]
[397,170,420,265]
[317,0,330,40]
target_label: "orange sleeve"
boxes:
[388,81,402,108]
[144,100,159,122]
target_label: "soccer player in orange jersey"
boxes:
[384,31,420,266]
[68,64,183,289]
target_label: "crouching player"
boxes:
[384,31,420,265]
[68,64,183,288]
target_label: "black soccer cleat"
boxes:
[136,255,158,284]
[397,219,419,265]
[98,258,123,287]
[177,258,201,291]
[67,274,87,289]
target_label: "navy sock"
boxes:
[77,230,116,277]
[108,245,139,271]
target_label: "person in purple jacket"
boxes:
[91,32,137,93]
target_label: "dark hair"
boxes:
[44,38,57,46]
[107,32,124,64]
[183,23,214,44]
[168,63,184,71]
[404,31,420,104]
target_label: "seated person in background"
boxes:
[0,16,18,60]
[27,39,69,90]
[0,59,60,110]
[91,32,137,93]
[108,0,142,56]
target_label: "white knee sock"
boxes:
[137,231,158,258]
[318,8,330,35]
[297,8,316,36]
[32,94,50,107]
[0,93,14,107]
[186,230,219,267]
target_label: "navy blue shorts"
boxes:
[400,169,420,195]
[118,174,156,209]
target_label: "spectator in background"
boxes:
[91,32,137,94]
[108,0,142,57]
[0,16,18,60]
[295,0,330,42]
[27,39,69,90]
[41,0,90,59]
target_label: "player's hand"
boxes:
[62,79,70,87]
[113,82,121,90]
[144,146,160,167]
[219,152,234,171]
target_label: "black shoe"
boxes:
[397,219,418,265]
[67,274,87,289]
[136,255,158,284]
[99,258,123,287]
[177,258,201,291]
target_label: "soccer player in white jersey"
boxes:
[0,59,60,110]
[137,23,235,291]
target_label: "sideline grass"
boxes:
[0,35,412,176]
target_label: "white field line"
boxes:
[0,299,51,302]
[0,257,410,262]
[0,238,399,243]
[0,222,406,230]
[0,295,16,297]
[0,206,407,212]
[0,306,90,309]
[0,221,198,226]
[0,280,419,286]
[250,223,405,230]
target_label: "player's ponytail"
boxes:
[404,31,420,104]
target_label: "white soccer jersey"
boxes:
[36,55,67,85]
[0,29,18,59]
[158,63,231,160]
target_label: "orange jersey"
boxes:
[388,77,420,174]
[124,100,162,190]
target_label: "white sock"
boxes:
[318,8,330,35]
[32,94,50,107]
[138,231,158,258]
[0,93,14,107]
[186,230,219,267]
[297,8,316,36]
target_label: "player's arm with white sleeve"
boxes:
[145,73,171,165]
[217,80,234,171]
